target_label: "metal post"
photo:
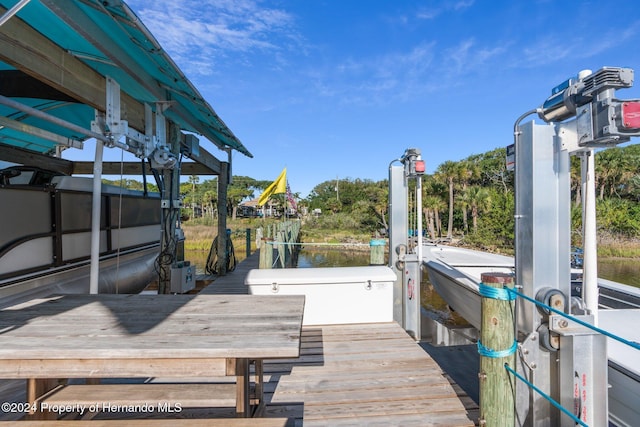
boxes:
[0,0,32,27]
[551,315,608,426]
[157,123,182,294]
[416,175,423,270]
[89,140,104,294]
[581,150,599,324]
[515,120,572,425]
[388,165,408,325]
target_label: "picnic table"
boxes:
[0,294,305,419]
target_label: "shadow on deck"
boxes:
[0,251,478,426]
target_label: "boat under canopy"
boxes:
[0,0,250,299]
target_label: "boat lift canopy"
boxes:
[0,0,252,175]
[0,0,247,292]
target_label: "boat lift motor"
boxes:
[513,66,640,426]
[389,148,425,340]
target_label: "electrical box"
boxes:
[170,262,196,293]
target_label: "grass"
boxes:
[181,218,640,265]
[597,241,640,258]
[181,218,270,264]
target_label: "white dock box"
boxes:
[245,266,396,325]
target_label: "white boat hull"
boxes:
[422,244,640,427]
[423,244,513,329]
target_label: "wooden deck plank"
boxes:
[264,323,475,426]
[0,254,476,425]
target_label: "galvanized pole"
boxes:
[581,150,599,324]
[89,139,104,294]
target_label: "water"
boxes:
[598,258,640,288]
[294,248,640,326]
[296,247,372,268]
[297,248,639,286]
[186,247,640,288]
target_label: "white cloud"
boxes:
[518,22,638,69]
[127,0,300,76]
[415,0,475,20]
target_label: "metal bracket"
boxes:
[549,314,608,426]
[104,76,128,141]
[519,331,541,370]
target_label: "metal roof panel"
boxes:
[0,0,251,158]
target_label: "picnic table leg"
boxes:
[253,359,265,416]
[26,378,63,420]
[234,358,250,417]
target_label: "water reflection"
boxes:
[598,258,640,288]
[297,248,373,268]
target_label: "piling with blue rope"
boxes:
[479,272,516,426]
[369,239,386,265]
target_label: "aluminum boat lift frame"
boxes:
[388,148,425,340]
[0,0,251,296]
[514,67,640,426]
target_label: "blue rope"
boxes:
[506,288,640,351]
[477,340,517,358]
[504,363,588,427]
[479,282,516,300]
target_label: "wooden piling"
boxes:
[245,228,251,258]
[259,238,273,269]
[369,239,386,265]
[259,220,302,269]
[478,272,515,427]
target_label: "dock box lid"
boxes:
[245,266,396,286]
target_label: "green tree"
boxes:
[435,160,459,239]
[466,186,492,234]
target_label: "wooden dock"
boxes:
[263,322,477,426]
[0,251,478,426]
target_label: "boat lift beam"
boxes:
[389,148,425,340]
[513,66,640,426]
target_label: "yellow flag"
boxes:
[258,168,287,206]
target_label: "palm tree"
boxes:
[457,160,480,232]
[467,186,491,233]
[435,161,459,239]
[595,148,628,199]
[570,155,582,206]
[423,195,446,239]
[456,190,471,234]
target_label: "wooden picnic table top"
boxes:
[0,294,305,363]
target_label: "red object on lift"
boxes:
[622,101,640,129]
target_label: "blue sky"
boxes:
[68,0,640,197]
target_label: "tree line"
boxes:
[104,144,640,249]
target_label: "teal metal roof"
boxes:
[0,0,251,158]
